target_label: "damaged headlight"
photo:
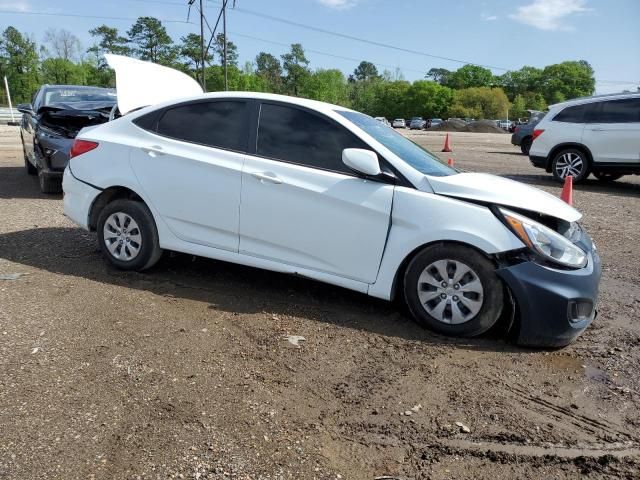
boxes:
[500,208,587,269]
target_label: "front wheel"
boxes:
[593,172,623,182]
[403,244,504,338]
[97,199,163,271]
[551,148,590,183]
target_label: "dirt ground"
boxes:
[1,125,639,480]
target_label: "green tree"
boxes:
[212,33,238,68]
[351,61,379,82]
[446,64,495,89]
[281,43,310,96]
[0,27,40,103]
[127,17,177,65]
[40,57,86,84]
[510,94,527,119]
[179,33,212,76]
[523,91,547,111]
[426,67,452,85]
[405,80,454,118]
[302,69,348,105]
[255,52,283,93]
[539,60,595,103]
[450,87,511,119]
[498,66,543,100]
[88,25,131,65]
[370,80,411,119]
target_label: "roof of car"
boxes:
[42,85,115,90]
[550,91,640,109]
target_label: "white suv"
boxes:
[529,92,640,183]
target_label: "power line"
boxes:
[0,9,192,23]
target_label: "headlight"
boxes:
[500,208,587,268]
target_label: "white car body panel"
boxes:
[427,172,582,222]
[240,155,393,284]
[582,121,640,164]
[105,54,203,114]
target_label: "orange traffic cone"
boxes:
[442,133,452,152]
[560,175,573,206]
[447,158,454,167]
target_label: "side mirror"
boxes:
[16,103,33,114]
[342,148,381,177]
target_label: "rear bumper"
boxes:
[529,155,547,169]
[62,166,101,230]
[497,248,601,348]
[510,134,521,146]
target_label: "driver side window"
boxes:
[256,103,368,174]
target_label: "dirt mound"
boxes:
[429,119,507,134]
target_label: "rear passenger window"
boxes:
[592,99,640,123]
[257,103,368,174]
[156,101,248,151]
[553,104,589,123]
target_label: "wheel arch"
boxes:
[546,142,593,173]
[88,186,146,231]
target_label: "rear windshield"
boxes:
[44,88,116,106]
[338,110,455,177]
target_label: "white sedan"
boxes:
[62,55,601,346]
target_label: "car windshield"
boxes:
[338,110,455,177]
[44,88,116,106]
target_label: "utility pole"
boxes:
[199,0,206,91]
[223,2,228,91]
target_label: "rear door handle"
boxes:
[590,128,605,131]
[250,172,283,184]
[141,145,165,156]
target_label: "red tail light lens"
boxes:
[532,129,545,140]
[70,139,99,158]
[514,126,520,133]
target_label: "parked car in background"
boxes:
[498,120,511,130]
[529,92,640,183]
[429,118,443,128]
[392,118,406,128]
[62,54,602,347]
[409,117,426,129]
[374,116,390,126]
[17,85,117,193]
[511,111,545,155]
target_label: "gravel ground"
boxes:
[1,125,639,479]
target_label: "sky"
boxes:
[1,0,639,94]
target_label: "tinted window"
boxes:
[157,101,248,151]
[592,98,640,123]
[553,104,589,123]
[338,110,455,177]
[257,103,367,173]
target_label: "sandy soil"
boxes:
[1,126,639,479]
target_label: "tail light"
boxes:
[514,126,520,134]
[70,139,99,158]
[532,129,545,141]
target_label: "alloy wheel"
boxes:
[554,152,584,179]
[416,259,484,325]
[103,212,142,261]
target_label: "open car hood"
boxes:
[428,172,582,222]
[105,54,203,115]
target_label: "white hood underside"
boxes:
[428,172,582,223]
[105,54,203,115]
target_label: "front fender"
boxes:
[368,187,524,300]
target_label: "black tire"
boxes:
[551,148,590,183]
[520,137,532,155]
[24,147,37,175]
[38,169,62,193]
[403,243,504,338]
[97,199,162,271]
[593,172,623,182]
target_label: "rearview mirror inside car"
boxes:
[342,148,381,177]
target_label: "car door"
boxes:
[22,88,42,162]
[583,98,640,164]
[129,100,248,251]
[239,102,394,284]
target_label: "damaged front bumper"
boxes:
[497,236,602,348]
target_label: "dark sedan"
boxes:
[17,85,117,193]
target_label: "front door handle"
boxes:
[250,171,283,184]
[141,145,165,156]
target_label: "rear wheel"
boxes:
[403,243,504,338]
[551,148,590,183]
[97,199,162,271]
[593,171,623,182]
[520,137,532,155]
